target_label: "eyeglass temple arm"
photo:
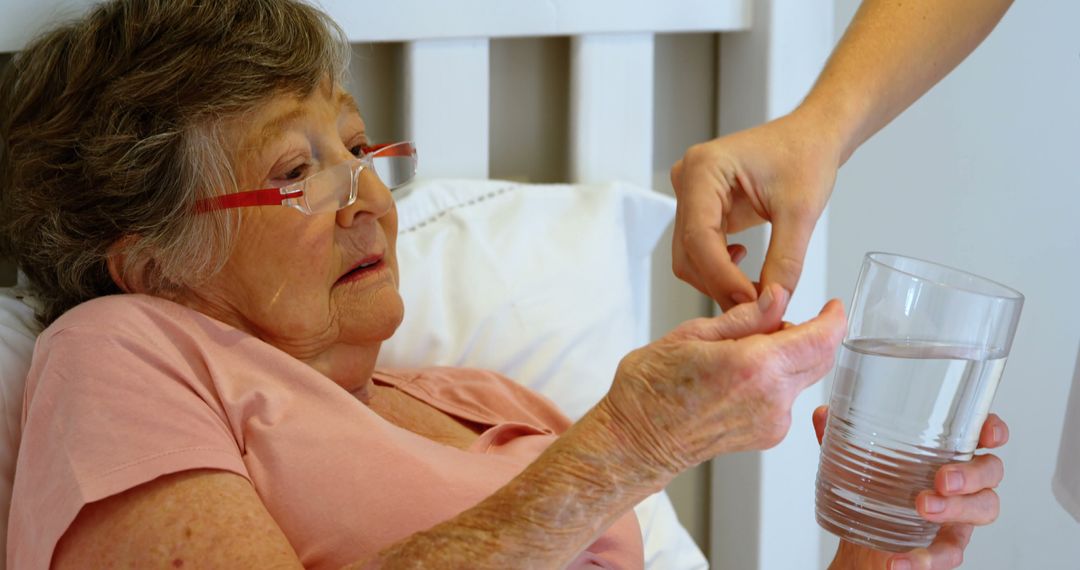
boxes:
[361,142,416,158]
[195,187,301,213]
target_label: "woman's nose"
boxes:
[336,164,393,228]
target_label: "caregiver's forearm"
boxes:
[797,0,1013,164]
[352,401,665,569]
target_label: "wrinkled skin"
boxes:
[598,283,846,479]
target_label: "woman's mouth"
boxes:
[337,255,387,285]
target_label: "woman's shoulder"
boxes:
[41,294,244,353]
[46,294,198,335]
[31,294,266,392]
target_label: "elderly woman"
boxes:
[0,1,1007,569]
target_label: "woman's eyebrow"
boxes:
[242,92,361,156]
[253,105,307,149]
[337,91,360,115]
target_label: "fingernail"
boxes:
[993,424,1004,443]
[732,292,752,305]
[757,287,774,311]
[924,495,946,514]
[945,470,964,493]
[889,558,912,570]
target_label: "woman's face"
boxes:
[182,81,403,383]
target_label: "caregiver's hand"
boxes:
[597,283,846,481]
[669,109,843,310]
[814,406,1010,570]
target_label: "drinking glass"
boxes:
[815,252,1023,552]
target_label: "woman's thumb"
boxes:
[669,283,790,342]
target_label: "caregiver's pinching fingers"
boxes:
[669,152,757,310]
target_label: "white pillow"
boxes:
[0,285,41,565]
[380,178,674,419]
[381,178,706,569]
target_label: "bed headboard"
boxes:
[0,2,835,568]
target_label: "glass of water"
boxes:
[815,252,1023,552]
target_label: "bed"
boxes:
[0,1,834,568]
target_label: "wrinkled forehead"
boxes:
[223,80,364,157]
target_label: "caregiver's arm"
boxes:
[806,0,1013,162]
[54,286,846,569]
[671,0,1013,309]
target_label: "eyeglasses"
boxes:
[195,141,417,215]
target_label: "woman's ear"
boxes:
[106,236,149,294]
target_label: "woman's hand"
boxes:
[669,109,844,310]
[595,283,846,483]
[816,407,1009,570]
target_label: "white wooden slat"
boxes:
[0,0,751,53]
[330,0,748,42]
[569,35,655,187]
[569,34,655,344]
[403,39,490,180]
[709,2,834,570]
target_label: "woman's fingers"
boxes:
[936,454,1005,496]
[977,413,1009,449]
[758,298,846,390]
[667,283,790,342]
[917,488,1000,525]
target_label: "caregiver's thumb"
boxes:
[759,206,818,300]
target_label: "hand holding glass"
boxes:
[815,253,1023,552]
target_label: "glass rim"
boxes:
[865,251,1025,303]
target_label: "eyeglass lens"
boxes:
[300,143,416,214]
[373,155,415,189]
[303,161,358,214]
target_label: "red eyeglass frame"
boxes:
[194,142,415,214]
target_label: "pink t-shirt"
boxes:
[7,295,642,569]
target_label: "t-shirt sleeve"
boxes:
[7,322,248,570]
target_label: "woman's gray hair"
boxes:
[0,0,351,325]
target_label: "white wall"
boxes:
[829,1,1080,567]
